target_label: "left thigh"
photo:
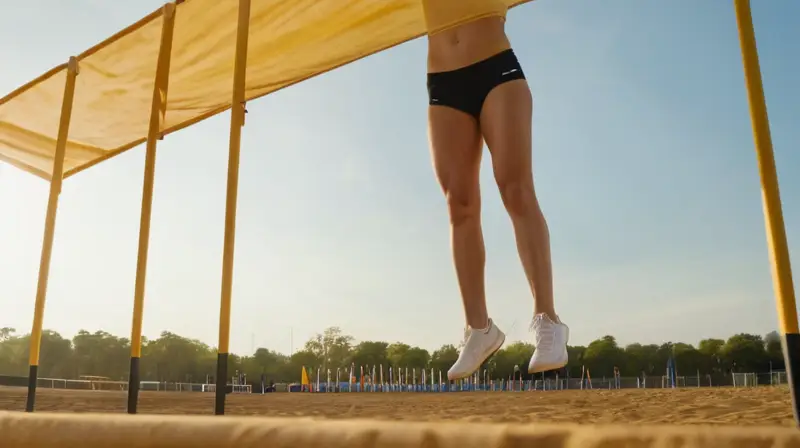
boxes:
[480,79,534,188]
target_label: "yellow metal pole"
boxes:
[734,0,799,425]
[215,0,251,416]
[25,56,80,413]
[127,2,176,415]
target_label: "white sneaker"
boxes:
[528,313,569,373]
[447,319,505,381]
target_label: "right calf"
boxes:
[444,188,488,329]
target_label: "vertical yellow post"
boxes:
[25,57,80,413]
[734,0,799,425]
[127,2,176,415]
[215,0,251,415]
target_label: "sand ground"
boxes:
[0,386,793,426]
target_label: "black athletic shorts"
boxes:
[427,49,526,120]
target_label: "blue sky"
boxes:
[1,0,798,356]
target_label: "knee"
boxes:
[444,186,480,227]
[497,176,537,218]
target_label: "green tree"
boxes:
[489,342,534,379]
[350,341,389,370]
[72,330,129,379]
[386,342,410,368]
[698,338,725,373]
[304,327,353,372]
[583,335,624,376]
[287,349,321,382]
[140,331,215,382]
[40,331,75,379]
[403,347,431,370]
[240,348,288,382]
[721,333,767,372]
[624,343,659,376]
[672,343,704,376]
[565,345,586,377]
[0,331,28,376]
[384,343,429,370]
[429,344,458,374]
[0,330,74,378]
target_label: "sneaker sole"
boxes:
[448,333,506,381]
[528,358,568,374]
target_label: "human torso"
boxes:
[423,0,512,72]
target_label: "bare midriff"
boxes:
[427,16,511,73]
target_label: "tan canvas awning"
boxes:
[0,0,531,181]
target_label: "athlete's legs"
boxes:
[480,79,554,319]
[480,78,568,373]
[429,105,505,380]
[428,106,486,329]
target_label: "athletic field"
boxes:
[0,386,792,426]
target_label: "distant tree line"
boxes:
[0,326,784,384]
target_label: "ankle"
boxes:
[467,316,490,330]
[535,310,558,323]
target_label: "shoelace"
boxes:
[530,314,555,351]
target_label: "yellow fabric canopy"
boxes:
[0,0,531,181]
